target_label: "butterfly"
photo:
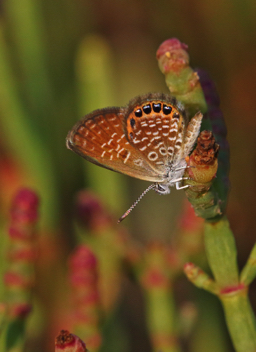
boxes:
[66,92,202,222]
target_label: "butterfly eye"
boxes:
[163,104,172,115]
[135,109,142,117]
[143,104,152,114]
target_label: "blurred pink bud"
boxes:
[69,246,97,271]
[10,188,39,224]
[156,38,189,74]
[69,245,99,306]
[184,262,197,275]
[9,303,32,319]
[8,226,30,240]
[143,269,168,288]
[156,38,188,58]
[4,272,31,288]
[55,330,87,352]
[75,191,112,231]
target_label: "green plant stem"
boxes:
[163,68,207,117]
[144,288,181,352]
[0,25,58,229]
[76,35,126,213]
[204,217,256,352]
[156,39,208,116]
[184,263,217,294]
[3,0,54,117]
[4,319,25,352]
[240,243,256,285]
[204,217,239,287]
[135,244,183,352]
[184,182,223,220]
[220,289,256,352]
[157,39,227,221]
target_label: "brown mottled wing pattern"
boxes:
[125,93,187,173]
[66,107,165,182]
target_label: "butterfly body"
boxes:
[67,92,203,195]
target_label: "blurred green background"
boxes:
[0,0,256,351]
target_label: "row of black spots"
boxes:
[134,103,177,117]
[134,104,152,117]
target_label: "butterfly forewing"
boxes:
[66,107,165,182]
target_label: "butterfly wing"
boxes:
[66,107,164,182]
[125,106,186,173]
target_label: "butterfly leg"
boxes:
[175,182,189,190]
[170,176,189,183]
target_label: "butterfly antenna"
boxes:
[118,183,156,223]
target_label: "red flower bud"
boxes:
[55,330,87,352]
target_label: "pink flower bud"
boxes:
[156,38,188,59]
[4,188,39,323]
[10,188,39,224]
[55,330,87,352]
[156,38,189,74]
[69,246,97,271]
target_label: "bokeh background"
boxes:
[0,1,256,351]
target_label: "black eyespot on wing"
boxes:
[135,109,142,117]
[130,118,136,128]
[163,104,172,115]
[173,112,180,119]
[153,103,161,113]
[143,104,152,114]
